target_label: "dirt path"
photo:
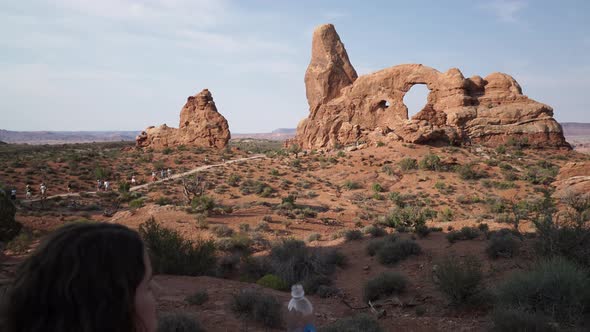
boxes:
[21,154,266,203]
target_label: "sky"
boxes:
[1,0,589,132]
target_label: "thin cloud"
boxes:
[481,0,527,22]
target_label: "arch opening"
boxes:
[403,84,430,119]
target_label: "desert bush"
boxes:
[363,272,407,302]
[269,239,345,285]
[256,274,289,291]
[486,231,520,259]
[185,290,208,305]
[319,314,383,332]
[139,217,216,276]
[366,234,398,256]
[191,195,215,213]
[435,255,483,305]
[239,223,250,232]
[419,153,442,171]
[377,239,422,265]
[494,257,590,327]
[495,145,506,154]
[227,173,241,186]
[128,198,145,209]
[307,233,321,242]
[534,211,590,268]
[0,190,21,241]
[456,163,486,180]
[371,183,384,193]
[6,231,33,254]
[382,206,434,230]
[302,275,333,295]
[155,196,172,206]
[231,289,282,328]
[157,312,204,332]
[438,207,454,222]
[446,227,480,243]
[210,224,234,237]
[344,229,363,241]
[343,180,361,190]
[399,158,418,171]
[255,221,270,232]
[362,225,387,237]
[118,181,131,193]
[215,233,251,253]
[382,165,395,176]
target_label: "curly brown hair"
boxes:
[0,222,147,332]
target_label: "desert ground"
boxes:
[1,139,589,331]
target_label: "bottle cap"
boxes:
[291,284,304,298]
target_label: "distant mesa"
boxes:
[292,24,570,150]
[136,89,230,149]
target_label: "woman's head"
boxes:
[0,222,157,332]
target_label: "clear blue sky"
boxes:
[1,0,589,132]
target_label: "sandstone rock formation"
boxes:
[553,161,590,201]
[136,89,230,149]
[293,24,569,150]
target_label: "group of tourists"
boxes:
[96,179,110,192]
[151,168,173,182]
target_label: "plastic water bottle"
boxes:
[287,284,316,332]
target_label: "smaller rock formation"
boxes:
[553,161,590,202]
[136,89,230,149]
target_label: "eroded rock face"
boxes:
[136,89,230,149]
[294,24,569,150]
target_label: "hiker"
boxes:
[151,171,157,182]
[40,183,47,199]
[96,179,102,191]
[131,175,137,185]
[160,169,166,179]
[10,189,16,201]
[104,181,110,191]
[0,223,158,332]
[67,183,72,193]
[167,168,172,178]
[25,185,32,200]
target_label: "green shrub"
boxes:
[0,191,21,241]
[419,153,442,171]
[343,180,361,190]
[319,314,383,332]
[191,195,215,213]
[377,239,422,265]
[185,290,209,305]
[362,225,387,237]
[399,158,418,171]
[6,231,33,254]
[456,163,486,180]
[435,255,483,305]
[446,227,480,243]
[231,289,282,328]
[118,181,131,193]
[363,272,407,302]
[439,207,454,222]
[486,231,520,259]
[155,196,172,206]
[307,232,322,242]
[495,145,506,154]
[344,229,363,241]
[227,174,241,186]
[495,257,590,327]
[371,183,384,193]
[382,165,395,176]
[129,198,145,209]
[256,274,289,291]
[210,224,234,237]
[157,312,204,332]
[382,206,434,230]
[366,234,398,256]
[269,239,345,285]
[139,217,216,276]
